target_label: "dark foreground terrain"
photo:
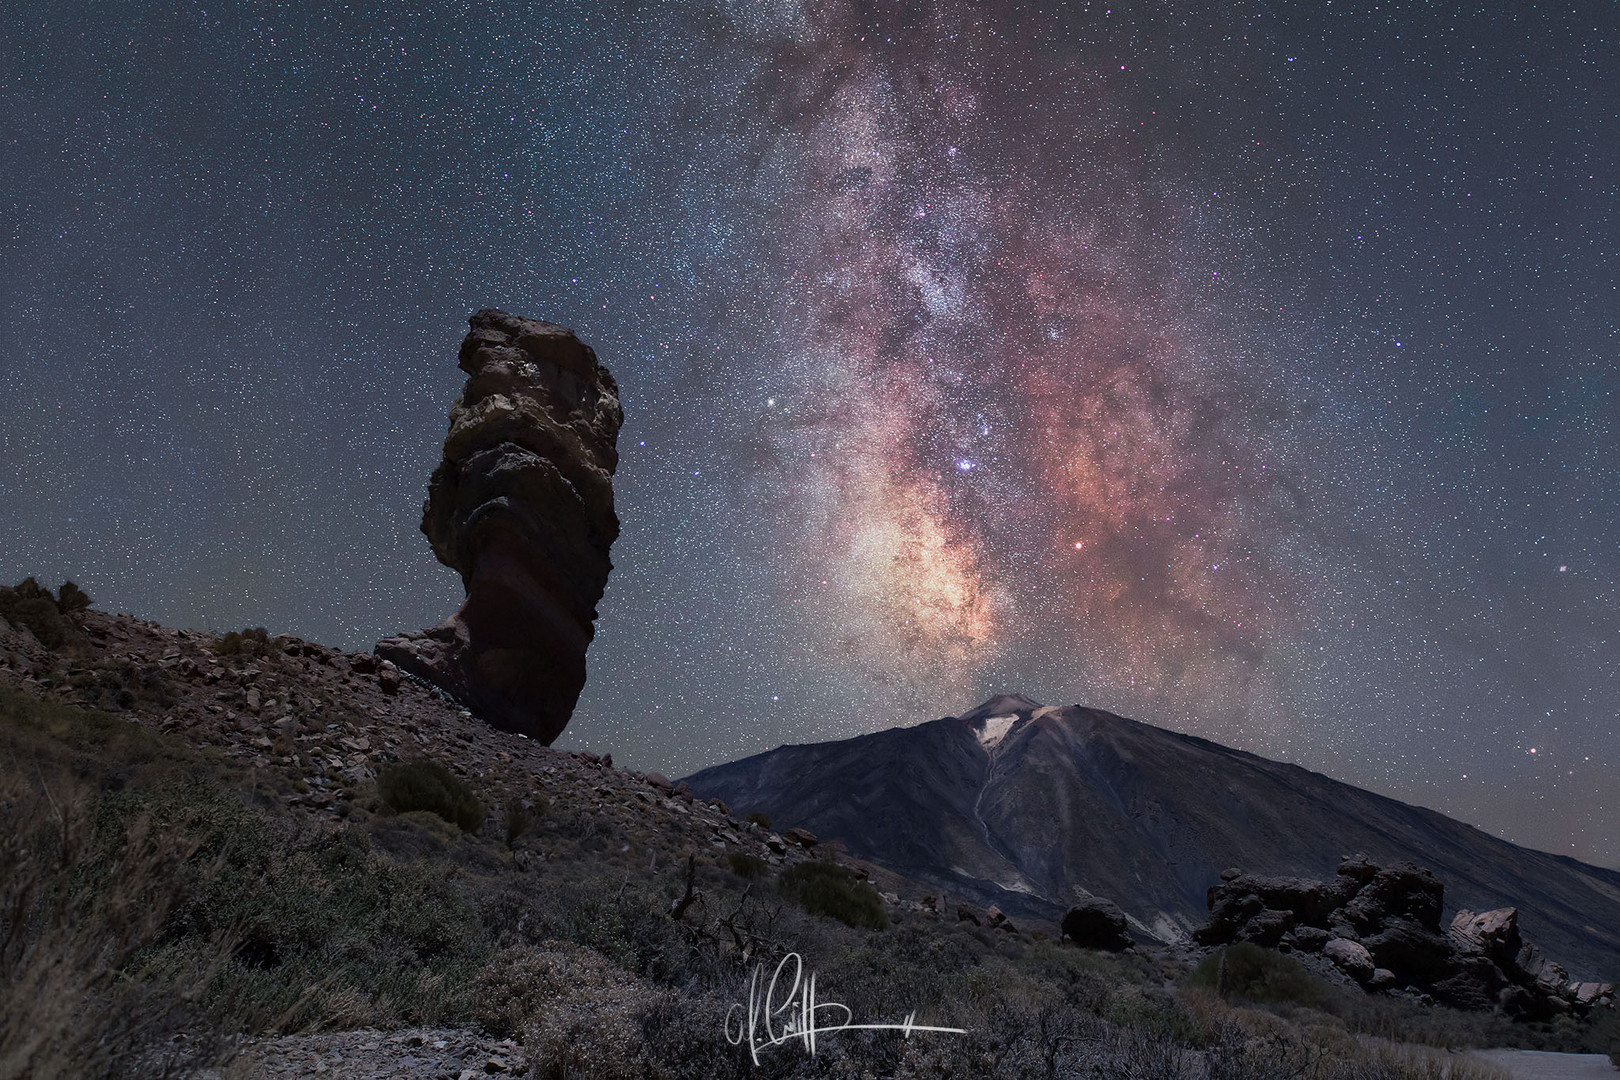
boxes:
[1,590,1615,1078]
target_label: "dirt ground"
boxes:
[1472,1049,1617,1080]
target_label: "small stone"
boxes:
[486,1056,510,1073]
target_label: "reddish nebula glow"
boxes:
[758,1,1311,730]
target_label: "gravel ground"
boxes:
[1472,1050,1617,1080]
[238,1027,526,1078]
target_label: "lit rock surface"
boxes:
[377,310,622,743]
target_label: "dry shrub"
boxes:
[474,941,664,1079]
[724,851,768,879]
[0,765,232,1078]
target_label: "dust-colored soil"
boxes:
[238,1027,525,1078]
[1473,1049,1618,1080]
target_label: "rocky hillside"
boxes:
[3,591,1617,1076]
[682,693,1620,980]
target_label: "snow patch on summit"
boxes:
[977,714,1018,749]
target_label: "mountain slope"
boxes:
[682,694,1620,979]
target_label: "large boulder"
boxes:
[378,310,622,743]
[1062,897,1133,952]
[1449,907,1523,963]
[1323,937,1376,983]
[1194,856,1607,1020]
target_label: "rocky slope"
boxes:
[0,600,828,895]
[377,309,622,744]
[682,694,1620,980]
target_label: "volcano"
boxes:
[682,694,1620,979]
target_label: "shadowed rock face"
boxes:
[681,694,1620,980]
[377,309,622,743]
[1199,857,1617,1019]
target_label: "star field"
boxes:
[1,1,1616,865]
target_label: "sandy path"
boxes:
[1472,1050,1616,1080]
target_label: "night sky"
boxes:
[3,2,1617,866]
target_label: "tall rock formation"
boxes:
[377,309,622,743]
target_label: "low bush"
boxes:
[377,758,484,832]
[504,802,534,846]
[55,581,91,613]
[743,812,771,830]
[725,851,768,879]
[213,627,270,657]
[778,860,889,930]
[1187,943,1331,1008]
[0,577,72,649]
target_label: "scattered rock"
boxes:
[1199,856,1605,1019]
[782,827,818,849]
[377,309,623,744]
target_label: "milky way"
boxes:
[742,3,1311,738]
[1,0,1616,865]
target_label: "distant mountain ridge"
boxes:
[682,694,1620,979]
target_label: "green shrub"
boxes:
[377,759,484,832]
[1186,942,1330,1008]
[778,861,888,930]
[0,578,69,649]
[212,627,269,657]
[55,581,91,614]
[725,852,769,879]
[744,812,771,830]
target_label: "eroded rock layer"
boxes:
[378,309,621,743]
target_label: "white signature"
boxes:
[724,952,967,1063]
